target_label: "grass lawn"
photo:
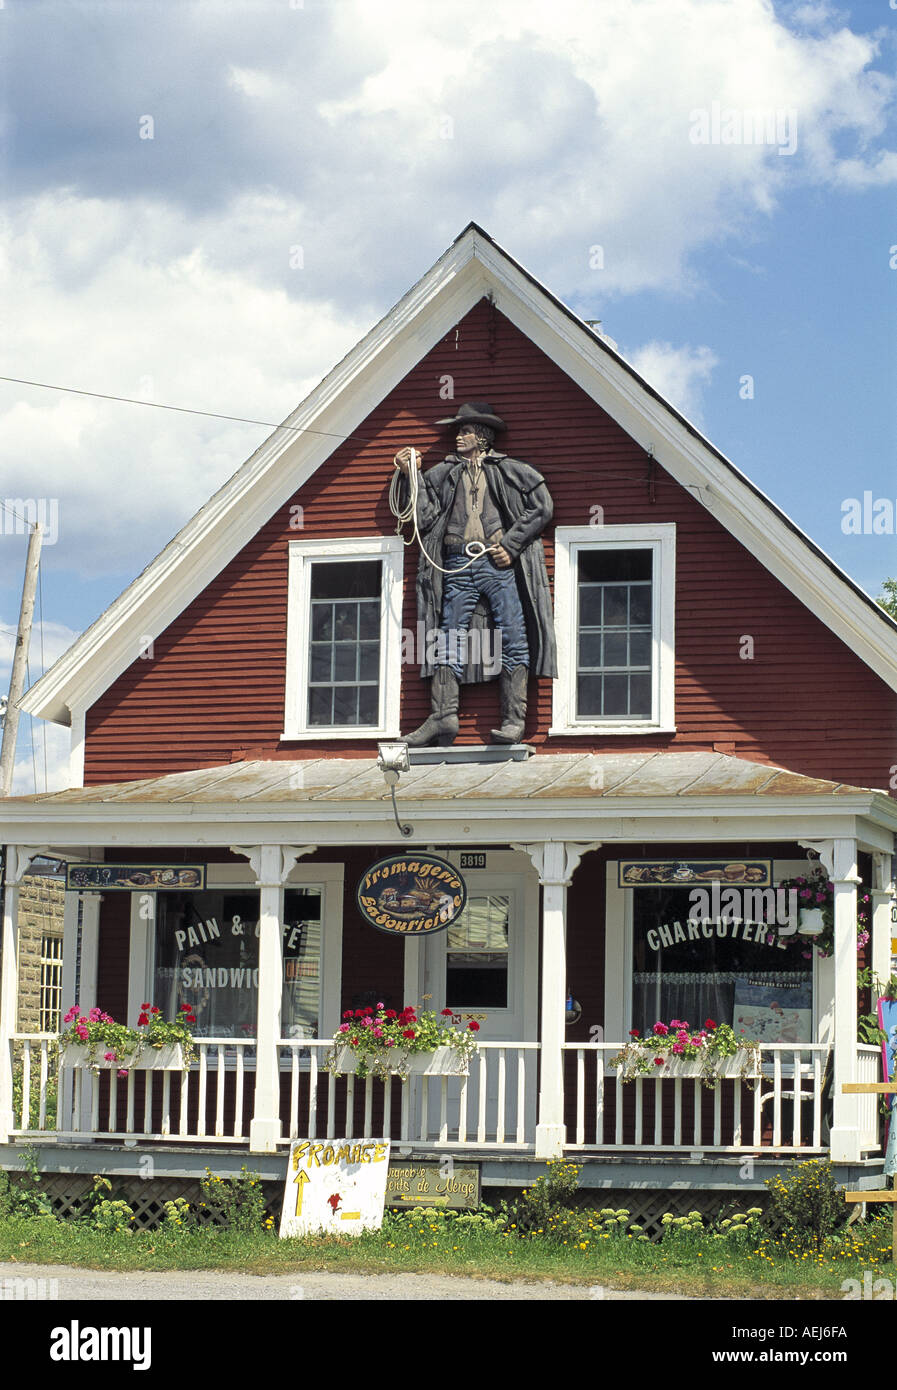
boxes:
[0,1210,893,1300]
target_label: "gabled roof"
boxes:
[21,222,897,726]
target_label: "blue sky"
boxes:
[1,0,896,791]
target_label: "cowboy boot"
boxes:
[403,666,460,746]
[491,665,529,744]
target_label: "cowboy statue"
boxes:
[392,401,556,746]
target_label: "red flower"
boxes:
[468,1021,480,1032]
[138,1012,149,1026]
[385,1009,397,1019]
[441,1009,453,1016]
[184,1014,196,1024]
[355,1009,365,1018]
[141,1003,151,1010]
[653,1057,665,1066]
[363,1006,373,1015]
[342,1010,353,1020]
[402,1029,416,1039]
[180,1004,190,1012]
[150,1006,161,1014]
[704,1018,717,1030]
[629,1029,640,1037]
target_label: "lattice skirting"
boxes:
[490,1185,771,1240]
[6,1172,282,1231]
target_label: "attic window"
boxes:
[550,524,676,736]
[283,536,403,740]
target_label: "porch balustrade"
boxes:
[6,1033,886,1160]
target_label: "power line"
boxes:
[0,375,376,448]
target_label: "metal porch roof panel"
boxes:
[3,751,883,807]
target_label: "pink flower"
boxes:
[672,1043,684,1055]
[104,1052,116,1061]
[88,1007,102,1022]
[385,1039,396,1047]
[75,1025,89,1041]
[117,1069,128,1078]
[653,1023,668,1036]
[373,1027,383,1038]
[338,1023,350,1033]
[376,1002,384,1010]
[63,1006,78,1024]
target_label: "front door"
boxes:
[415,853,539,1143]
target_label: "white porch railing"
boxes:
[6,1034,885,1157]
[277,1040,540,1148]
[562,1042,852,1154]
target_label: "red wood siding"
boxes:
[85,299,897,790]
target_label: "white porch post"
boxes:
[513,840,599,1159]
[870,851,895,989]
[829,838,861,1162]
[0,848,43,1141]
[231,844,316,1155]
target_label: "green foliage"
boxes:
[877,578,897,620]
[499,1160,582,1239]
[80,1175,134,1235]
[160,1197,192,1230]
[764,1160,847,1255]
[0,1148,54,1219]
[199,1166,268,1233]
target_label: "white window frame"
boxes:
[283,536,403,741]
[551,523,676,736]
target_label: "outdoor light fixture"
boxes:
[377,741,413,838]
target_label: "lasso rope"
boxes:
[389,448,494,574]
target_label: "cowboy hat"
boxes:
[435,401,506,431]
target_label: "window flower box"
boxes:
[609,1020,761,1088]
[643,1053,759,1082]
[330,1044,469,1077]
[60,1043,186,1071]
[327,1000,479,1080]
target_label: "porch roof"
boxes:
[5,749,893,805]
[7,751,895,850]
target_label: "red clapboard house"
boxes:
[2,224,896,1221]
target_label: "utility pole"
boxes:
[0,523,43,797]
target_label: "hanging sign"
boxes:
[279,1138,391,1238]
[66,863,206,891]
[619,859,771,888]
[357,854,466,937]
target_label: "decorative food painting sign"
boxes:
[66,863,206,892]
[279,1138,391,1238]
[619,860,771,888]
[357,854,466,937]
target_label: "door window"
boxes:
[445,894,510,1009]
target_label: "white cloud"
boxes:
[625,341,720,424]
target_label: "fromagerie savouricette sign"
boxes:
[356,854,466,937]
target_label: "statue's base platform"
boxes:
[406,743,534,765]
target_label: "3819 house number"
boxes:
[460,853,486,869]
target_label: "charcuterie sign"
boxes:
[357,854,466,936]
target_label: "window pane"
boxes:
[629,584,652,626]
[603,631,628,667]
[310,644,331,682]
[358,601,380,639]
[629,630,652,667]
[308,687,333,725]
[446,895,509,1009]
[153,891,260,1041]
[282,889,322,1040]
[333,642,357,682]
[333,603,358,640]
[603,673,628,715]
[311,561,381,600]
[603,586,628,627]
[577,673,603,716]
[358,684,379,724]
[311,604,332,641]
[578,632,602,668]
[578,550,652,583]
[630,673,652,716]
[333,685,358,723]
[358,641,380,681]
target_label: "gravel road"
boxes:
[0,1261,694,1300]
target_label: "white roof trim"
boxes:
[21,225,897,725]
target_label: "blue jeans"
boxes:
[437,554,529,678]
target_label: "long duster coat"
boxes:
[400,451,557,682]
